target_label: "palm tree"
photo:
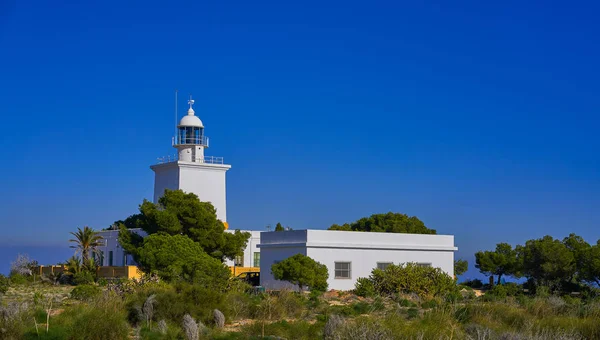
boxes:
[69,226,104,263]
[65,256,82,275]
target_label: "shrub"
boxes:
[421,299,439,309]
[240,319,323,339]
[396,297,418,307]
[488,283,522,298]
[127,283,226,326]
[0,302,28,339]
[0,274,9,294]
[9,273,27,285]
[72,271,95,285]
[324,315,344,339]
[369,263,457,298]
[67,304,130,340]
[24,298,130,340]
[407,307,419,319]
[333,317,392,339]
[354,277,376,297]
[462,279,483,288]
[70,284,101,301]
[271,254,328,291]
[275,290,306,319]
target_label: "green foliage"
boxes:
[70,284,101,301]
[454,259,469,276]
[72,271,95,285]
[487,283,522,298]
[126,283,227,326]
[518,235,576,289]
[0,273,9,294]
[240,319,324,340]
[328,212,436,234]
[119,190,250,262]
[134,233,231,287]
[397,297,418,307]
[271,254,328,291]
[353,277,376,297]
[461,278,483,288]
[9,273,28,285]
[368,263,456,298]
[69,226,103,263]
[421,299,439,309]
[275,222,285,232]
[475,242,520,284]
[407,307,419,319]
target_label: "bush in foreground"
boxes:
[70,284,101,301]
[357,263,456,298]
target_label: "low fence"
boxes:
[97,266,143,280]
[229,266,259,276]
[33,265,143,280]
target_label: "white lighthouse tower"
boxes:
[150,96,231,223]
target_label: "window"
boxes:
[108,251,113,266]
[416,263,432,268]
[335,262,351,279]
[123,253,128,266]
[99,251,104,266]
[377,262,392,270]
[234,255,244,266]
[253,252,260,267]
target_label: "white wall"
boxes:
[151,163,179,203]
[258,230,457,291]
[96,229,147,266]
[178,162,230,222]
[151,161,230,222]
[259,245,307,290]
[308,247,455,291]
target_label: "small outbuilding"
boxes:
[258,229,458,291]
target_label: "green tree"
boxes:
[454,259,469,276]
[0,274,8,294]
[135,233,231,288]
[69,226,104,263]
[586,241,600,286]
[328,212,436,234]
[475,243,519,284]
[271,254,328,291]
[517,235,575,289]
[118,189,250,261]
[275,223,285,232]
[562,233,591,282]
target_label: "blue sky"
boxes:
[0,1,598,278]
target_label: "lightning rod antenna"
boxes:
[175,89,178,145]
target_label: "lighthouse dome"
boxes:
[178,107,204,127]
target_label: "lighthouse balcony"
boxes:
[156,154,224,165]
[173,135,209,147]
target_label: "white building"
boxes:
[150,97,230,222]
[258,229,457,291]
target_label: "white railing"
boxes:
[156,155,224,164]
